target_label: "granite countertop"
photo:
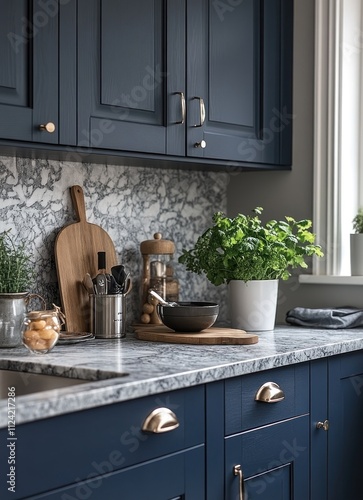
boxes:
[1,325,363,428]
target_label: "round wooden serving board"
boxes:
[134,326,258,345]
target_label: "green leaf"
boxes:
[178,207,324,285]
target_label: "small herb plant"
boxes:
[179,208,324,286]
[0,230,34,293]
[352,208,363,233]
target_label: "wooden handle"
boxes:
[70,185,87,223]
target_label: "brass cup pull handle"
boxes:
[233,465,244,500]
[142,407,180,434]
[255,381,285,403]
[176,92,186,124]
[316,419,329,431]
[39,122,56,133]
[193,97,206,127]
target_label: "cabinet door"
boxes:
[30,446,205,500]
[311,352,363,500]
[0,0,58,144]
[225,416,309,500]
[328,352,363,500]
[77,0,186,155]
[187,0,293,166]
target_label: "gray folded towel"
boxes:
[286,307,363,329]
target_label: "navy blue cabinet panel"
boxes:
[30,446,205,500]
[225,363,309,434]
[0,0,59,144]
[77,0,186,155]
[310,351,363,500]
[0,0,293,168]
[187,0,293,166]
[225,415,310,500]
[0,385,204,499]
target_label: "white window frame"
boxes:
[301,0,363,285]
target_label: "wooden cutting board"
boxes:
[54,185,118,333]
[134,326,258,345]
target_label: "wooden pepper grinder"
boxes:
[140,233,178,324]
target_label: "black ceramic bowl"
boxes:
[157,302,219,332]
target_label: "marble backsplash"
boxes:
[0,155,229,327]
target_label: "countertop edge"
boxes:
[1,331,363,428]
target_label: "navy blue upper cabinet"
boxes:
[0,0,59,144]
[187,0,293,165]
[77,0,293,167]
[0,0,293,167]
[77,0,186,156]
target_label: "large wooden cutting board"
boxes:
[134,326,258,345]
[55,185,118,333]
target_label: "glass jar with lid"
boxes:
[140,232,179,324]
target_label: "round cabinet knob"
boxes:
[316,419,329,431]
[194,140,207,149]
[39,122,56,133]
[141,407,180,434]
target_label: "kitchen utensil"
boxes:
[108,274,121,294]
[54,185,118,332]
[149,289,179,307]
[157,302,219,332]
[111,264,126,285]
[111,265,131,293]
[134,325,258,345]
[93,252,110,295]
[82,273,95,295]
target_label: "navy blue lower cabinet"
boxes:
[311,351,363,500]
[225,415,310,499]
[29,446,204,500]
[0,385,205,499]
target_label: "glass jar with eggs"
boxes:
[22,305,65,354]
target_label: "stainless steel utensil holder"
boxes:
[90,294,126,339]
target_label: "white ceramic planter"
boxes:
[229,279,279,332]
[350,234,363,275]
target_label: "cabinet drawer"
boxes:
[31,445,205,500]
[225,363,309,435]
[0,385,204,500]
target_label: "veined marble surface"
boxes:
[1,325,363,428]
[0,155,229,324]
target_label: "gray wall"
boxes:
[227,0,363,321]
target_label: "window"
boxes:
[313,0,363,278]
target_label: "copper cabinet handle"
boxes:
[233,465,244,500]
[193,97,205,127]
[316,419,329,431]
[176,92,186,124]
[255,382,285,403]
[142,407,180,434]
[39,122,56,133]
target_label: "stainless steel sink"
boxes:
[0,369,91,398]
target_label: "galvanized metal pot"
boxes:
[0,292,28,348]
